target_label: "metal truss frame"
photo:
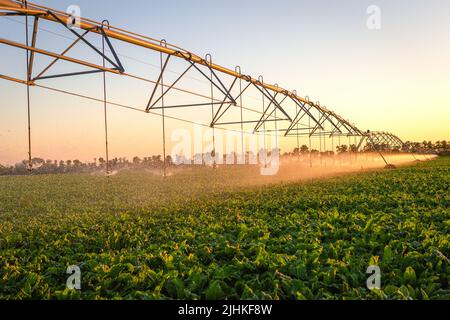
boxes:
[0,0,364,136]
[0,0,406,172]
[358,131,404,151]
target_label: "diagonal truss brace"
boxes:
[284,98,324,136]
[309,110,342,137]
[145,55,237,112]
[211,79,253,126]
[46,10,124,73]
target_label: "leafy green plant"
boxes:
[0,157,448,300]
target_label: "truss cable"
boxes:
[236,66,244,163]
[274,107,278,156]
[2,17,203,85]
[3,5,363,139]
[308,115,312,168]
[7,14,277,107]
[30,83,288,139]
[294,90,300,162]
[319,130,322,166]
[4,16,284,122]
[323,130,326,167]
[206,54,216,169]
[296,125,300,162]
[24,0,32,171]
[338,135,342,166]
[124,71,284,122]
[274,84,279,157]
[331,134,334,165]
[101,22,110,175]
[160,40,167,178]
[9,0,347,122]
[259,76,267,168]
[367,135,389,166]
[348,135,352,165]
[14,0,187,54]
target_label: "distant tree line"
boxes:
[283,140,448,156]
[402,140,449,154]
[0,140,447,176]
[285,144,360,157]
[0,156,174,176]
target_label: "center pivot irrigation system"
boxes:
[0,0,405,174]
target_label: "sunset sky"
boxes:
[0,0,449,164]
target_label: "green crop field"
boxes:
[0,157,448,300]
